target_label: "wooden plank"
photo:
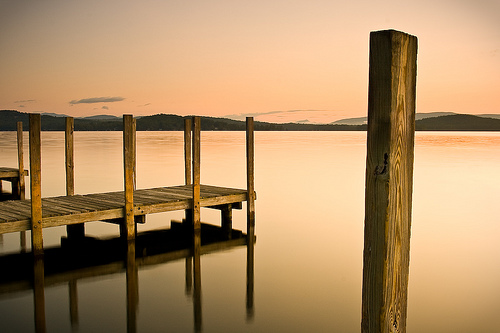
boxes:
[246,117,255,237]
[123,115,135,239]
[362,30,417,333]
[29,113,43,256]
[17,122,26,200]
[192,117,201,231]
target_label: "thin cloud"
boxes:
[14,99,36,103]
[225,109,329,120]
[69,97,125,104]
[137,103,151,107]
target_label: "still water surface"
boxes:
[0,131,499,332]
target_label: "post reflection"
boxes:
[33,255,46,333]
[1,223,254,332]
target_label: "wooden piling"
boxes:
[192,117,201,231]
[65,117,84,239]
[65,117,75,196]
[184,118,193,225]
[29,114,43,256]
[246,117,255,238]
[361,30,418,333]
[17,122,25,200]
[123,115,136,240]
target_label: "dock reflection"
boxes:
[0,221,255,332]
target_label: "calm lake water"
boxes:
[0,131,499,332]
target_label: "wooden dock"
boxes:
[0,185,248,234]
[0,115,256,255]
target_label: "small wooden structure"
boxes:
[0,115,256,256]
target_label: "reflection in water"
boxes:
[0,221,255,332]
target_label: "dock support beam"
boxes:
[29,114,44,256]
[65,117,84,239]
[123,115,136,240]
[16,122,26,200]
[246,117,255,238]
[361,30,418,333]
[184,118,193,225]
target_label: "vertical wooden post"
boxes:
[65,117,84,239]
[246,117,255,238]
[192,117,201,232]
[65,117,75,196]
[192,116,202,331]
[362,30,418,333]
[17,121,27,250]
[184,118,193,225]
[221,204,232,239]
[17,122,25,200]
[123,115,136,240]
[29,114,43,256]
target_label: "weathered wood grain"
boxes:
[192,117,201,231]
[362,30,417,333]
[17,122,26,200]
[29,113,44,256]
[123,115,135,239]
[246,117,255,237]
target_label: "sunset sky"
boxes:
[1,0,499,123]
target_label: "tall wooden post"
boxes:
[16,122,26,200]
[123,115,136,240]
[65,117,84,239]
[192,117,201,232]
[17,121,27,251]
[246,117,255,238]
[362,30,418,333]
[184,118,193,225]
[29,114,43,256]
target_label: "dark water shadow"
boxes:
[0,221,255,333]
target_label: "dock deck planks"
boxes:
[0,184,250,234]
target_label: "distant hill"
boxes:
[332,112,458,125]
[1,110,500,131]
[415,114,500,131]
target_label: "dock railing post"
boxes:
[16,121,25,200]
[192,116,201,232]
[29,113,44,256]
[17,121,27,251]
[361,30,418,333]
[184,118,193,225]
[65,117,84,239]
[123,115,136,240]
[246,117,255,239]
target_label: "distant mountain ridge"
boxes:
[1,110,500,131]
[331,112,499,125]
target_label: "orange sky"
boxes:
[1,0,499,123]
